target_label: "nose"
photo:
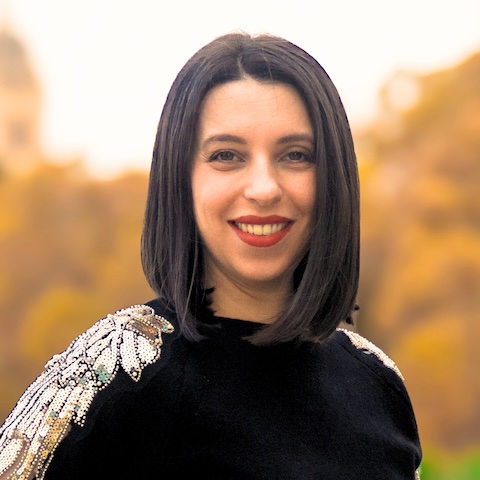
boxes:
[243,158,282,205]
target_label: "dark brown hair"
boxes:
[141,32,359,345]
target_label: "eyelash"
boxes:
[208,150,313,163]
[285,151,313,163]
[210,151,237,162]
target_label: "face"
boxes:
[192,77,315,294]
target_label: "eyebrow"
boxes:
[200,134,247,149]
[276,134,314,145]
[199,133,314,150]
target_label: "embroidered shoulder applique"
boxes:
[0,305,174,480]
[337,328,404,381]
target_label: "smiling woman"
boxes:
[192,79,316,320]
[0,33,422,479]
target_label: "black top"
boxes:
[0,299,422,479]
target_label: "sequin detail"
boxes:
[338,328,404,381]
[0,305,174,480]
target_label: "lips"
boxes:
[229,216,293,247]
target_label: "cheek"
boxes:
[294,173,316,213]
[297,177,316,251]
[191,169,209,216]
[192,169,236,215]
[191,182,221,234]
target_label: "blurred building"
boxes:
[0,26,41,176]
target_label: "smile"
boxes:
[229,218,293,248]
[234,222,288,236]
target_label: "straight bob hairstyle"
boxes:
[141,32,360,345]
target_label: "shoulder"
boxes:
[335,327,404,379]
[331,329,422,479]
[327,327,415,406]
[0,302,175,480]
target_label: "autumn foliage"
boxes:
[356,53,480,455]
[0,51,479,471]
[0,165,154,419]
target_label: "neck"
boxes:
[207,276,292,324]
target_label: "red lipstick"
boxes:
[229,216,293,248]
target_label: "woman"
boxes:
[0,32,422,479]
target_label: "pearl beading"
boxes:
[0,305,174,480]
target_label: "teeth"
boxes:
[236,222,287,236]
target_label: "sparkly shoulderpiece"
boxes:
[339,329,422,480]
[338,329,405,380]
[0,305,174,480]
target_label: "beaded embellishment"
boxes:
[338,328,404,380]
[0,305,174,480]
[339,329,422,479]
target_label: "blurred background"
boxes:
[1,1,479,478]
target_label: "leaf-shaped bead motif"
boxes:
[0,305,174,480]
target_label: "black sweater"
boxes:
[0,299,422,479]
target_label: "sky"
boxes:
[4,0,480,179]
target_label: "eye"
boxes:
[288,151,306,161]
[284,150,313,163]
[210,150,236,162]
[206,150,244,171]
